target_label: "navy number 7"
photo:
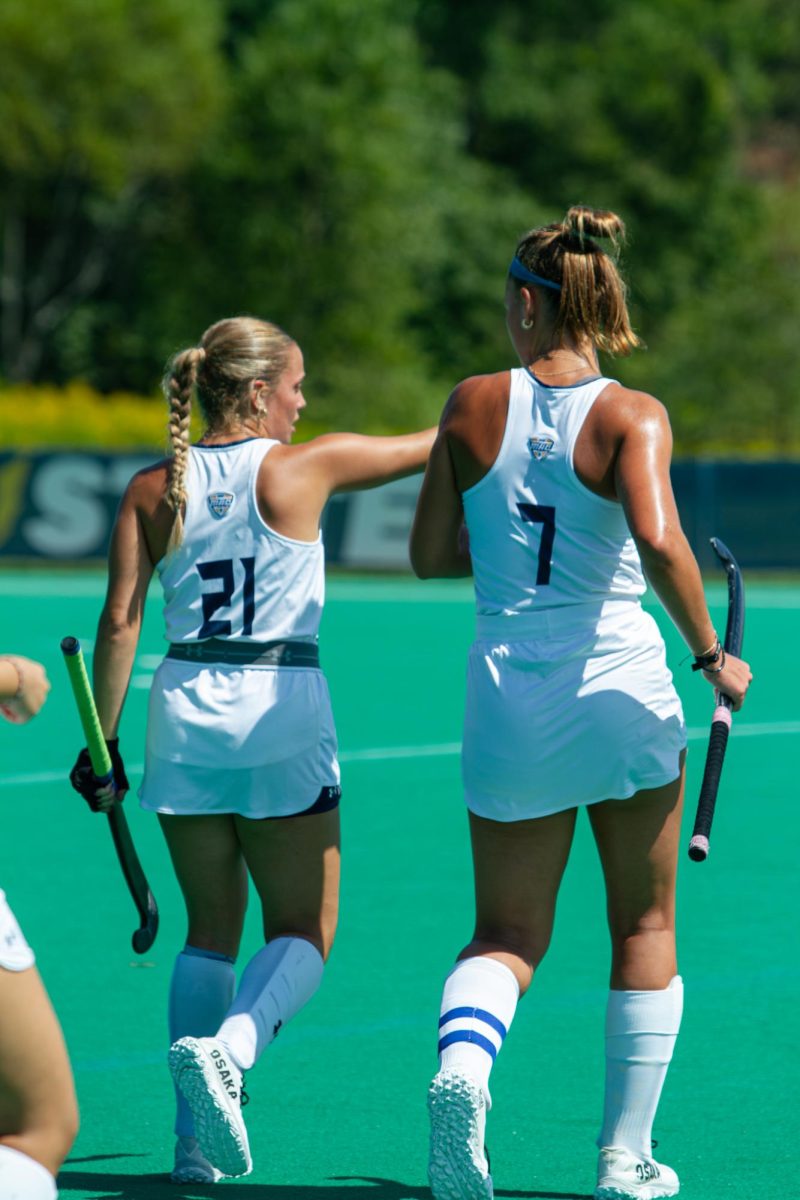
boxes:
[517,503,556,585]
[197,557,256,637]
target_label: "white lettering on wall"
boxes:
[22,456,152,557]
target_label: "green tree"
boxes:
[111,0,513,428]
[0,0,224,381]
[414,0,800,451]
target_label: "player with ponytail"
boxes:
[70,315,435,1183]
[411,207,751,1200]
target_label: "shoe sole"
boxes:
[428,1072,493,1200]
[171,1165,223,1184]
[169,1039,252,1178]
[595,1184,679,1200]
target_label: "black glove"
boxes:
[69,738,130,812]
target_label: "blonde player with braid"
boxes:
[411,207,751,1200]
[69,317,435,1183]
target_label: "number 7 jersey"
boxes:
[157,439,324,644]
[462,369,646,637]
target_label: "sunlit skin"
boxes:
[504,279,597,374]
[258,343,307,444]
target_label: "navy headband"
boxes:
[509,256,562,292]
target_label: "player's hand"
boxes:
[0,656,51,724]
[706,651,752,711]
[69,739,130,812]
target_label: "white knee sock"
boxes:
[169,946,236,1137]
[0,1146,57,1199]
[216,937,324,1071]
[437,956,520,1106]
[599,975,684,1156]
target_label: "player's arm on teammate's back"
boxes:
[613,390,751,709]
[92,470,158,740]
[299,427,437,493]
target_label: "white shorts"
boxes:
[0,890,35,972]
[139,660,340,818]
[462,602,686,821]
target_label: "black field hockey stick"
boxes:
[61,636,159,953]
[688,538,745,862]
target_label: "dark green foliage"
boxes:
[1,0,799,449]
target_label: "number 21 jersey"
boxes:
[158,439,324,644]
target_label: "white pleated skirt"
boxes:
[462,601,686,821]
[138,660,340,819]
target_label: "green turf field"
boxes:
[0,571,796,1200]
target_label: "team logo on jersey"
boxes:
[207,491,235,519]
[528,435,555,460]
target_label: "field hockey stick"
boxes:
[61,636,159,953]
[687,537,745,862]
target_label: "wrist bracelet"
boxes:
[700,648,726,675]
[691,638,723,672]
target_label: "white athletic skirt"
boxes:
[462,600,686,821]
[0,889,35,972]
[138,660,340,819]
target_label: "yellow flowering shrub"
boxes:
[0,382,336,447]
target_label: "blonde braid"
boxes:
[163,346,203,554]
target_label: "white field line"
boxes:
[2,720,798,788]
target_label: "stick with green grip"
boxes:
[61,636,159,954]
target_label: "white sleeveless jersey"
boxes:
[157,438,324,643]
[463,369,646,636]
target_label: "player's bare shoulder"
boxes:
[123,459,176,558]
[125,458,172,513]
[441,372,510,433]
[592,381,671,443]
[439,372,511,488]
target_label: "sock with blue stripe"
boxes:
[169,945,236,1137]
[216,936,324,1071]
[599,975,684,1156]
[437,956,519,1105]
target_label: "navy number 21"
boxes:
[197,557,256,637]
[517,503,556,585]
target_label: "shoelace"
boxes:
[240,1074,250,1108]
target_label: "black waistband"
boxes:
[166,639,320,668]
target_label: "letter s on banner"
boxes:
[22,456,107,557]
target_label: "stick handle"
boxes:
[60,637,114,785]
[687,537,745,863]
[61,635,159,954]
[688,703,732,860]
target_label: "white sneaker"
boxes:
[428,1070,493,1200]
[595,1146,679,1199]
[168,1037,252,1178]
[171,1135,224,1184]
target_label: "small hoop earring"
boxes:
[521,317,534,330]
